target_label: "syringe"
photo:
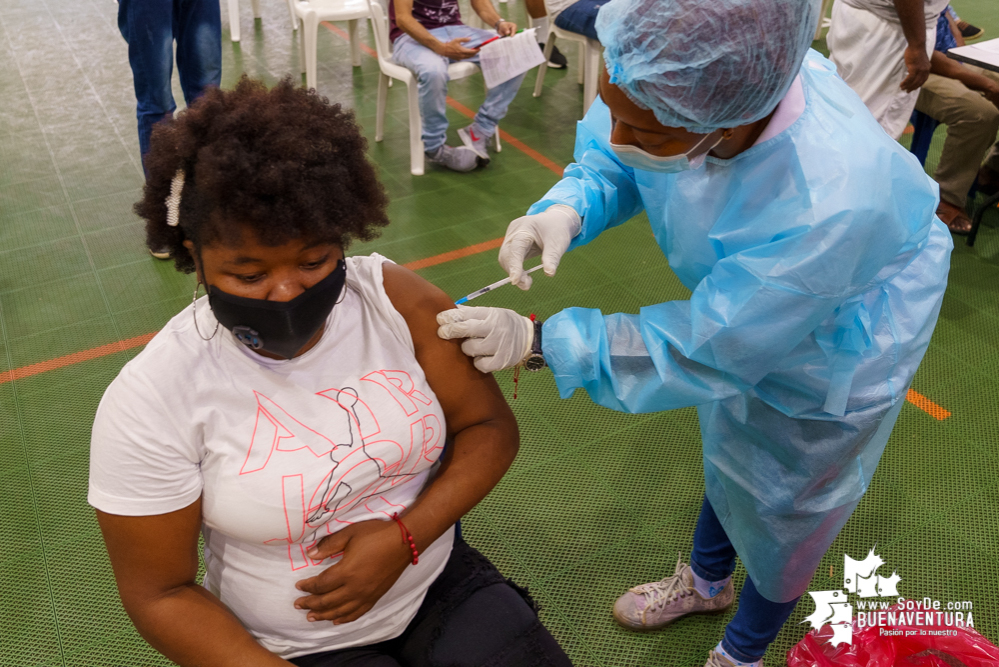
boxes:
[454,265,544,305]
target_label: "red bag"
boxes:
[787,603,999,667]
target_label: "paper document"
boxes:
[478,28,547,89]
[969,38,999,54]
[948,39,999,72]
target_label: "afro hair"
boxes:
[136,75,390,273]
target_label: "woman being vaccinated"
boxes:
[89,78,571,667]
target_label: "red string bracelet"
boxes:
[391,512,419,565]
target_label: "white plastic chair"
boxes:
[287,0,370,90]
[814,0,833,40]
[366,0,501,176]
[227,0,262,42]
[533,17,601,115]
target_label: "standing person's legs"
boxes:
[174,0,223,106]
[118,0,177,172]
[689,495,737,587]
[718,579,800,664]
[391,32,452,153]
[691,496,800,665]
[915,71,999,210]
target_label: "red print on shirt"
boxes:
[246,372,442,570]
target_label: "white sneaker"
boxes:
[705,649,764,667]
[425,144,485,172]
[612,556,735,630]
[457,124,492,161]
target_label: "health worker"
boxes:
[436,0,954,665]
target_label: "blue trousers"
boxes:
[392,24,526,152]
[690,496,801,663]
[117,0,222,172]
[552,0,606,42]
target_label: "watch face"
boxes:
[524,355,546,372]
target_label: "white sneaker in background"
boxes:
[457,124,493,161]
[425,144,485,172]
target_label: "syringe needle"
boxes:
[454,264,545,305]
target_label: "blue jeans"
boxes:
[553,0,606,41]
[690,496,801,663]
[392,25,526,152]
[117,0,222,172]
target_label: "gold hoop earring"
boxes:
[192,282,220,341]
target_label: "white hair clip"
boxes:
[166,169,185,227]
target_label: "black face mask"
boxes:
[208,260,347,359]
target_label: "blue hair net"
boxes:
[596,0,820,133]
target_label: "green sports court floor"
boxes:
[2,0,998,665]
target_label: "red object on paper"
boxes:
[475,35,502,49]
[787,604,999,667]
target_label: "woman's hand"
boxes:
[294,519,411,624]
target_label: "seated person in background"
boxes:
[523,0,568,68]
[89,77,572,667]
[549,0,607,42]
[914,6,999,234]
[947,5,984,42]
[390,0,527,173]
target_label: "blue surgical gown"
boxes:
[535,50,953,603]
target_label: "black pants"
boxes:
[290,536,573,667]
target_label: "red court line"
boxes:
[0,333,157,386]
[906,388,950,420]
[321,22,564,176]
[402,237,503,270]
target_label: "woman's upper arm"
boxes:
[96,499,203,610]
[381,262,517,438]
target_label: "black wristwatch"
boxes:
[523,319,546,371]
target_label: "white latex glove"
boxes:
[498,204,582,290]
[436,306,534,373]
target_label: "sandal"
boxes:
[936,202,972,236]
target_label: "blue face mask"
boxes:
[610,129,726,173]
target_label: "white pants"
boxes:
[828,1,936,140]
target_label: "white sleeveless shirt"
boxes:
[89,254,454,658]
